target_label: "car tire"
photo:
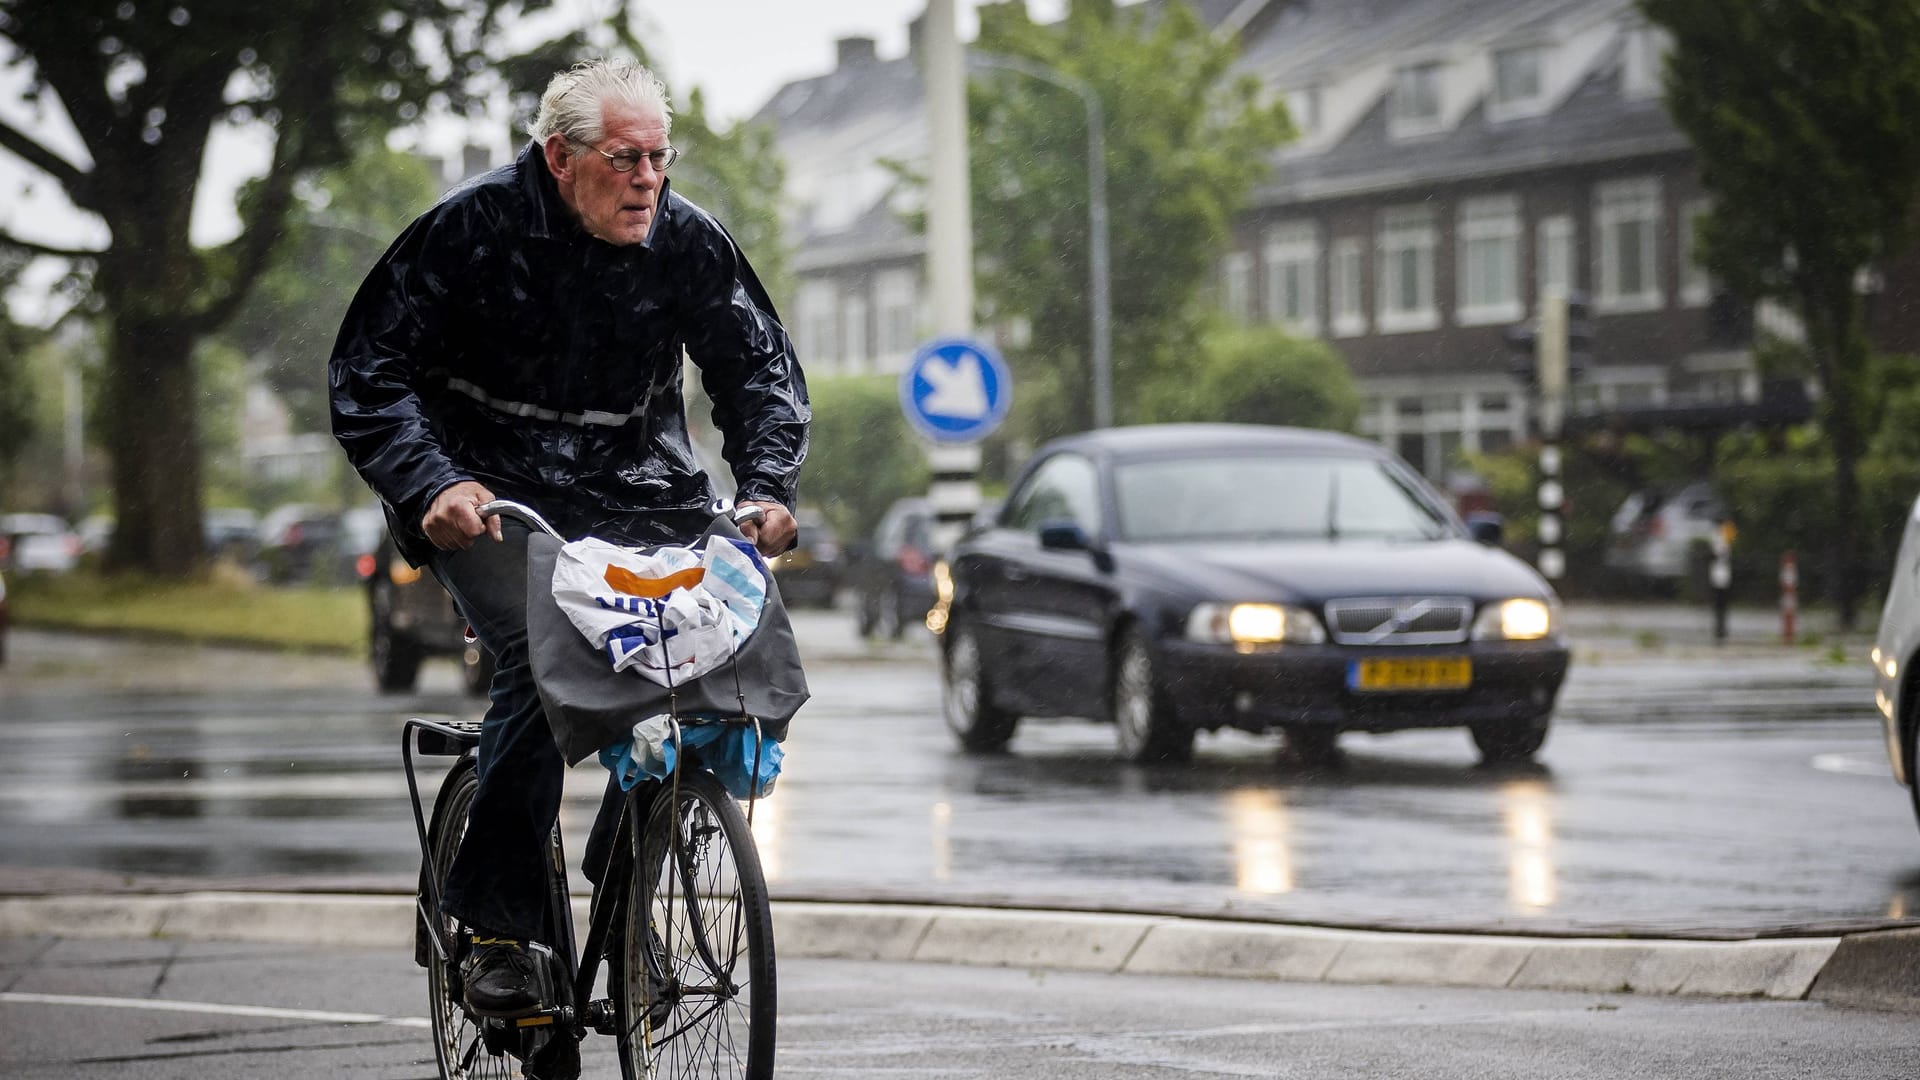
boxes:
[369,579,423,693]
[942,620,1019,753]
[1470,716,1550,765]
[461,643,496,698]
[1906,715,1920,839]
[1112,628,1194,764]
[878,585,906,641]
[856,589,879,638]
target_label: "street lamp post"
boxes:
[973,52,1112,430]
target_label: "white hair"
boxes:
[527,59,673,148]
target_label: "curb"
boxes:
[0,893,1875,1005]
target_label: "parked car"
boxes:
[0,513,80,574]
[1605,482,1726,582]
[254,504,343,584]
[932,424,1570,765]
[203,508,260,563]
[0,568,9,666]
[853,496,938,639]
[1871,492,1920,838]
[767,509,844,608]
[366,527,493,696]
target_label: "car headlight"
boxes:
[933,560,954,604]
[1472,598,1556,641]
[1186,602,1325,645]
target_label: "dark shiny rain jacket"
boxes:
[329,143,809,566]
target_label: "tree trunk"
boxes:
[1804,277,1866,631]
[101,315,206,577]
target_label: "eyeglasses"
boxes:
[578,143,678,173]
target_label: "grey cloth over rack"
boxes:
[525,515,809,767]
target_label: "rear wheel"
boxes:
[426,768,518,1080]
[1112,629,1194,764]
[1470,716,1551,765]
[616,770,776,1080]
[942,621,1018,753]
[371,579,423,693]
[1281,725,1343,767]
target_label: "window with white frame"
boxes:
[1457,196,1522,324]
[1376,205,1438,332]
[1391,62,1444,133]
[875,269,919,359]
[1220,251,1255,324]
[1284,85,1321,137]
[1491,47,1545,114]
[1621,23,1669,99]
[796,279,840,369]
[1679,198,1712,307]
[841,292,870,372]
[1263,222,1320,334]
[1329,238,1365,337]
[1536,214,1574,302]
[1594,178,1663,312]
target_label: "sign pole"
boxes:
[924,0,980,553]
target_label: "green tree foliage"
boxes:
[217,145,441,434]
[0,0,645,575]
[0,252,42,479]
[670,88,792,311]
[801,375,929,542]
[1140,321,1361,431]
[1640,0,1920,627]
[969,0,1292,439]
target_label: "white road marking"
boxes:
[0,990,431,1028]
[1811,751,1893,777]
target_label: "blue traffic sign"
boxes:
[899,337,1012,443]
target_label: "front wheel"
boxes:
[1111,629,1194,764]
[1469,717,1551,765]
[617,770,776,1080]
[942,621,1018,753]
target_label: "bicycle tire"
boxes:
[614,768,777,1080]
[425,764,519,1080]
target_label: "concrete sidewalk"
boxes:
[2,888,1914,1013]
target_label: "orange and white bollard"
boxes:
[1780,550,1798,645]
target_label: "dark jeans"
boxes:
[429,510,706,943]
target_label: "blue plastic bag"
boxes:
[600,720,784,799]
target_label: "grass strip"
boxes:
[9,572,366,653]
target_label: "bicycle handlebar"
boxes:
[475,498,768,540]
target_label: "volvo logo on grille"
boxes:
[1325,596,1474,645]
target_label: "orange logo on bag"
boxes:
[604,564,707,598]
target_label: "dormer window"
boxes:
[1391,62,1444,132]
[1622,23,1669,99]
[1285,85,1321,137]
[1492,46,1545,114]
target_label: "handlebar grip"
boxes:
[475,499,564,539]
[732,505,767,527]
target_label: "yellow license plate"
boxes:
[1349,657,1472,692]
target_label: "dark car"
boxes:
[254,503,343,585]
[854,496,937,639]
[767,509,843,608]
[931,424,1571,766]
[366,529,493,696]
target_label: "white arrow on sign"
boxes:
[919,352,990,419]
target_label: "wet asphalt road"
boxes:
[0,613,1916,936]
[7,937,1920,1080]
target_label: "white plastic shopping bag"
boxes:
[550,535,768,686]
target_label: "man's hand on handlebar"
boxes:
[424,481,504,550]
[734,500,797,557]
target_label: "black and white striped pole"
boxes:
[1534,292,1570,583]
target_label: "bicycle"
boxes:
[403,499,778,1080]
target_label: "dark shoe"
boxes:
[461,933,541,1017]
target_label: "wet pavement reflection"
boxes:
[2,621,1917,936]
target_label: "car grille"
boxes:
[1323,596,1475,645]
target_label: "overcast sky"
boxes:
[0,1,1066,322]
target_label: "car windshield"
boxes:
[1113,455,1454,543]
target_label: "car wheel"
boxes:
[1281,725,1343,767]
[369,579,423,693]
[878,585,906,640]
[942,620,1018,753]
[1906,714,1920,839]
[1112,628,1194,764]
[461,643,496,698]
[856,588,879,638]
[1470,716,1550,765]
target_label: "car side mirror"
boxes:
[1038,520,1092,552]
[1466,513,1505,547]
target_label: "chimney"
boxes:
[837,35,878,69]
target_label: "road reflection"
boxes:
[1501,778,1557,911]
[1225,788,1292,894]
